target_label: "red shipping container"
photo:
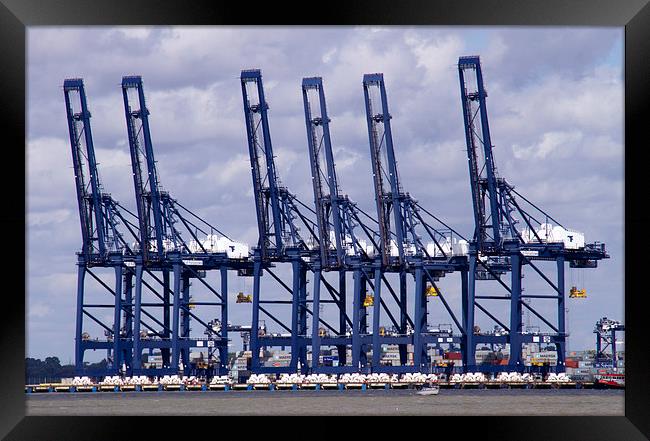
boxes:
[565,359,579,368]
[444,351,462,360]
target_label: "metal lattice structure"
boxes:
[302,77,382,373]
[594,317,624,368]
[64,78,141,376]
[361,73,470,373]
[68,76,256,378]
[241,69,318,374]
[458,56,609,372]
[121,75,256,377]
[65,57,612,380]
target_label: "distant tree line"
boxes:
[27,352,245,383]
[25,357,107,384]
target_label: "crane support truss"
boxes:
[458,56,609,373]
[594,317,624,368]
[302,77,359,372]
[64,57,612,379]
[241,69,318,374]
[120,75,259,378]
[65,78,142,376]
[67,77,256,378]
[359,73,469,373]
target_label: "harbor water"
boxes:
[26,389,624,416]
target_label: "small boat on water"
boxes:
[594,372,625,389]
[416,383,440,396]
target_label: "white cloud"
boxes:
[197,153,250,187]
[322,47,337,64]
[27,136,78,211]
[28,272,78,300]
[118,27,153,40]
[512,130,583,160]
[405,31,464,84]
[28,208,72,228]
[331,145,362,170]
[28,302,52,319]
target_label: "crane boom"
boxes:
[65,78,137,259]
[362,73,408,266]
[122,76,167,262]
[241,70,286,258]
[458,56,505,250]
[64,78,107,259]
[302,77,346,267]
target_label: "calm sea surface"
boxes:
[26,389,624,416]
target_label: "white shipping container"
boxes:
[273,353,292,361]
[381,353,400,360]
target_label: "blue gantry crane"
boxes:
[361,73,470,373]
[457,55,609,372]
[593,317,624,369]
[64,78,141,376]
[122,75,185,375]
[65,58,613,380]
[67,76,256,379]
[120,75,253,377]
[241,69,320,374]
[302,76,391,373]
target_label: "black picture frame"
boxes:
[2,0,648,438]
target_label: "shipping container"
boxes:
[269,361,290,368]
[272,353,292,361]
[381,353,400,360]
[444,351,462,360]
[565,359,579,368]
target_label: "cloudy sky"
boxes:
[27,26,623,362]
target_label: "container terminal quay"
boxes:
[40,55,622,394]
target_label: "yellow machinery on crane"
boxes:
[236,292,252,303]
[236,277,253,303]
[569,267,587,298]
[569,286,587,298]
[363,293,374,307]
[426,284,440,297]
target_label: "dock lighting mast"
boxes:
[458,55,609,372]
[241,69,317,374]
[65,78,140,376]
